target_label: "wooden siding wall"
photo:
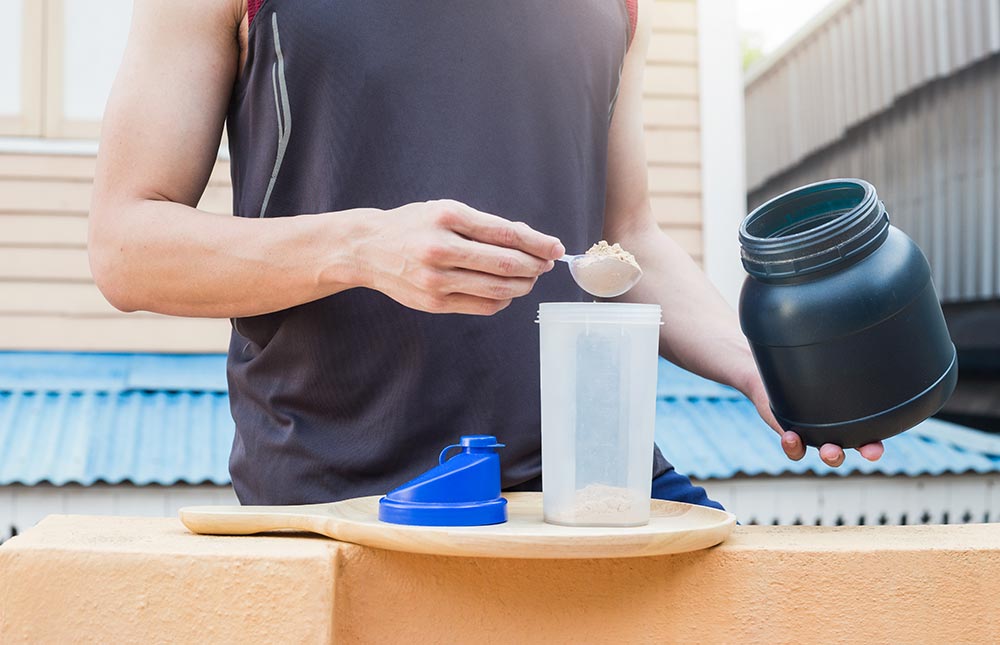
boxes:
[0,154,233,352]
[0,0,703,353]
[645,0,703,263]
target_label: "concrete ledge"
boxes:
[3,516,999,644]
[0,516,339,643]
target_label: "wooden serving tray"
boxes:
[180,493,735,559]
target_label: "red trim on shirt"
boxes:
[626,0,638,49]
[248,0,264,27]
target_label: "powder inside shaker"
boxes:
[547,484,642,525]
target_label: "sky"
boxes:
[737,0,837,55]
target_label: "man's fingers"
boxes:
[430,293,513,316]
[442,203,565,261]
[819,443,846,467]
[441,269,537,301]
[447,239,555,277]
[782,432,883,466]
[781,431,806,461]
[858,441,885,461]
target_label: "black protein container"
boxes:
[738,179,957,448]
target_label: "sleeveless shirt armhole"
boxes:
[625,0,638,49]
[247,0,264,27]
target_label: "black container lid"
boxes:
[739,178,890,280]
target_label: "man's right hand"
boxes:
[354,199,565,316]
[90,1,563,319]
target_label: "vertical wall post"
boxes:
[697,0,748,308]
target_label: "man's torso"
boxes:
[224,0,668,504]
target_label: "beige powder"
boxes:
[547,484,644,526]
[576,240,641,270]
[569,241,643,298]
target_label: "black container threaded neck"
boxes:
[739,178,890,281]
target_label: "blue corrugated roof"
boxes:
[654,360,1000,479]
[0,352,232,486]
[0,352,997,486]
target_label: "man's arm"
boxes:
[602,0,883,466]
[90,0,564,319]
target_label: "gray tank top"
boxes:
[225,0,669,504]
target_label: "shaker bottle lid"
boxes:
[377,435,508,526]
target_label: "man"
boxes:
[90,0,884,508]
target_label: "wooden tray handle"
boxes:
[179,505,326,536]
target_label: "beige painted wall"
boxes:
[2,515,999,643]
[646,0,703,262]
[0,0,703,353]
[0,152,233,352]
[0,1,43,137]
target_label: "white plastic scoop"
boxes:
[558,243,643,298]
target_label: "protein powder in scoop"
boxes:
[569,241,643,298]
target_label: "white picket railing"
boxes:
[2,475,996,544]
[701,474,999,526]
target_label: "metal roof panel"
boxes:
[0,353,996,486]
[655,362,1000,479]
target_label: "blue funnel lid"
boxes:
[378,435,508,526]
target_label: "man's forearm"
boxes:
[88,199,370,318]
[615,218,757,393]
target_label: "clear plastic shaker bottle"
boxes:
[537,302,662,526]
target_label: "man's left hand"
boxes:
[742,371,885,467]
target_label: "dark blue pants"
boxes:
[651,468,725,511]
